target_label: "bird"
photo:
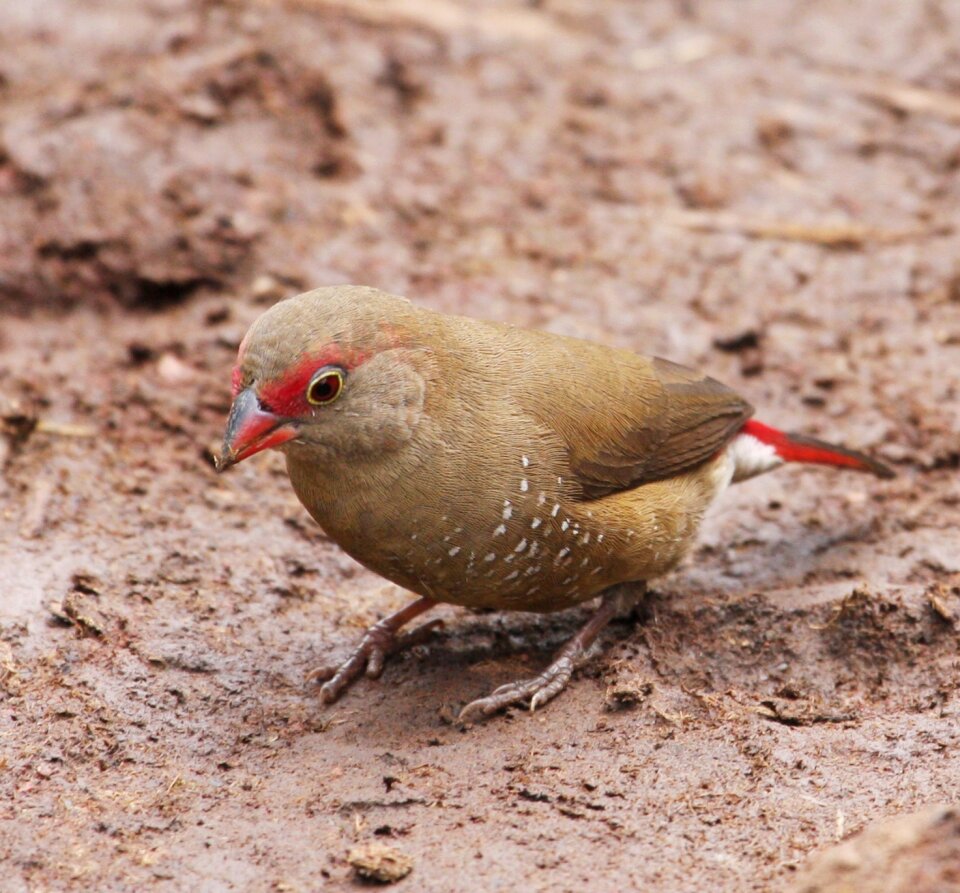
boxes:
[217,285,894,721]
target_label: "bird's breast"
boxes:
[285,449,624,611]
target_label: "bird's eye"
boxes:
[306,367,345,406]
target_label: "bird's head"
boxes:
[216,286,432,471]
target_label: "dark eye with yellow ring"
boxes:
[306,367,345,406]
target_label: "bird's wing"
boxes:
[526,349,753,499]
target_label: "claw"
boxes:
[306,665,337,684]
[320,680,342,704]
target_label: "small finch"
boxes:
[217,286,893,720]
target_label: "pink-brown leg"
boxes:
[311,597,440,703]
[459,583,645,722]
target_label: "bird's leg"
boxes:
[459,582,646,723]
[310,597,440,704]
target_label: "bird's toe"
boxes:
[459,658,576,723]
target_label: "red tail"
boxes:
[742,420,894,479]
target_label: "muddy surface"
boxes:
[2,1,959,890]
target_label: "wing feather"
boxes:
[526,351,752,499]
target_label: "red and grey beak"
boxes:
[216,388,299,471]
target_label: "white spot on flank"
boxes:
[493,524,507,537]
[561,576,573,585]
[521,455,530,467]
[528,541,540,557]
[503,503,513,521]
[505,553,515,563]
[561,520,569,532]
[454,526,463,534]
[410,533,418,540]
[581,557,590,567]
[537,492,547,505]
[505,570,520,581]
[531,518,542,529]
[597,534,604,543]
[520,479,529,492]
[590,566,603,575]
[514,539,528,553]
[484,552,496,562]
[555,547,571,563]
[551,504,561,517]
[580,532,591,545]
[525,564,541,576]
[448,546,461,557]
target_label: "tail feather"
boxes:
[740,419,895,479]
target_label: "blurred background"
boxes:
[1,2,959,891]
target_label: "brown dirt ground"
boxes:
[2,1,960,890]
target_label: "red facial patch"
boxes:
[258,345,366,417]
[231,365,243,397]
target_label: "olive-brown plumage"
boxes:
[219,285,893,719]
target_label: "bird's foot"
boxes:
[309,597,439,704]
[458,647,592,722]
[457,581,646,723]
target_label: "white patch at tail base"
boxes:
[729,432,784,483]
